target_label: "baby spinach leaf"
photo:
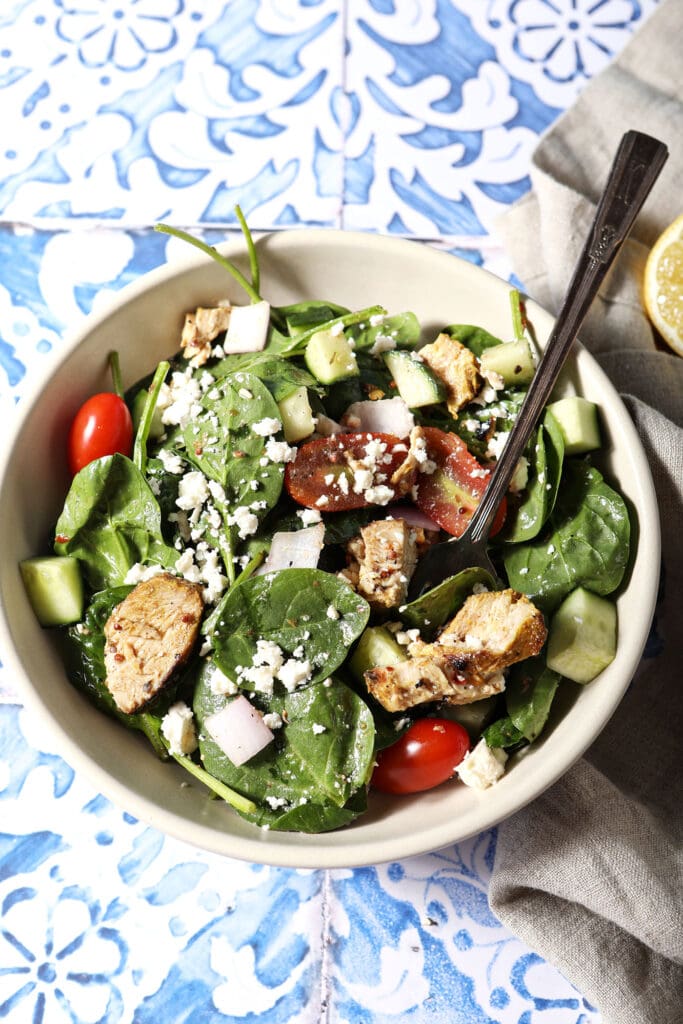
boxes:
[401,566,496,640]
[446,324,504,357]
[278,300,350,336]
[350,311,421,351]
[210,351,323,401]
[505,657,560,743]
[194,672,375,832]
[182,372,285,554]
[500,411,565,544]
[452,389,527,460]
[503,461,631,613]
[55,454,178,591]
[210,568,370,687]
[483,716,525,750]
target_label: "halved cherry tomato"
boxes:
[67,392,134,476]
[284,432,415,511]
[372,718,471,794]
[413,426,506,538]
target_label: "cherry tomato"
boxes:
[284,432,415,511]
[413,426,506,538]
[67,392,134,476]
[372,718,471,794]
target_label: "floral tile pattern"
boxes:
[0,1,659,1021]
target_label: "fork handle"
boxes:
[467,129,668,546]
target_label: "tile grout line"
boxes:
[319,868,333,1024]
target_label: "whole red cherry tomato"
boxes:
[372,718,471,795]
[67,392,134,476]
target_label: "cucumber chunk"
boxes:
[546,587,617,683]
[441,695,499,739]
[479,339,536,386]
[546,396,601,455]
[348,625,407,682]
[278,386,315,443]
[305,328,359,384]
[20,556,84,627]
[383,349,446,407]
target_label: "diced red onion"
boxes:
[255,523,325,575]
[205,696,274,766]
[223,300,270,353]
[387,505,442,532]
[315,413,346,436]
[342,398,415,438]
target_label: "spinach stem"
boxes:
[172,752,257,814]
[233,550,265,588]
[234,204,260,297]
[133,360,170,475]
[109,351,125,398]
[510,289,525,342]
[280,304,387,356]
[155,223,262,305]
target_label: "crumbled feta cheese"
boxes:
[312,723,327,734]
[123,562,165,585]
[158,449,184,475]
[264,438,296,464]
[364,484,394,506]
[486,431,510,461]
[176,471,210,511]
[457,738,507,790]
[208,664,238,696]
[161,702,198,756]
[326,606,340,620]
[262,712,283,731]
[278,657,312,692]
[298,508,322,525]
[252,417,281,437]
[228,506,259,539]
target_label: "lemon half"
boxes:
[643,213,683,356]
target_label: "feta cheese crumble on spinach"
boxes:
[28,215,631,833]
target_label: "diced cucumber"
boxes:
[19,556,84,627]
[546,396,601,455]
[479,339,536,386]
[546,587,617,683]
[440,695,499,739]
[304,328,359,384]
[278,386,315,443]
[348,626,408,682]
[383,349,446,408]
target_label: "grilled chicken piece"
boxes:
[365,588,546,712]
[340,518,418,612]
[181,304,232,365]
[104,573,204,714]
[418,333,481,415]
[390,426,433,490]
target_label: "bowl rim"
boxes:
[0,228,661,868]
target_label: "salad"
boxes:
[19,218,631,835]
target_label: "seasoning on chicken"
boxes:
[104,573,204,714]
[418,333,482,416]
[340,518,418,612]
[180,304,232,366]
[364,588,546,712]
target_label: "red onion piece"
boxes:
[255,522,325,575]
[205,695,274,766]
[223,300,270,353]
[341,398,415,438]
[386,505,442,532]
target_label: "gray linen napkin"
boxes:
[488,3,683,1022]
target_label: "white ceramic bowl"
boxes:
[0,230,659,868]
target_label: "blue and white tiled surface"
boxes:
[0,2,660,1021]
